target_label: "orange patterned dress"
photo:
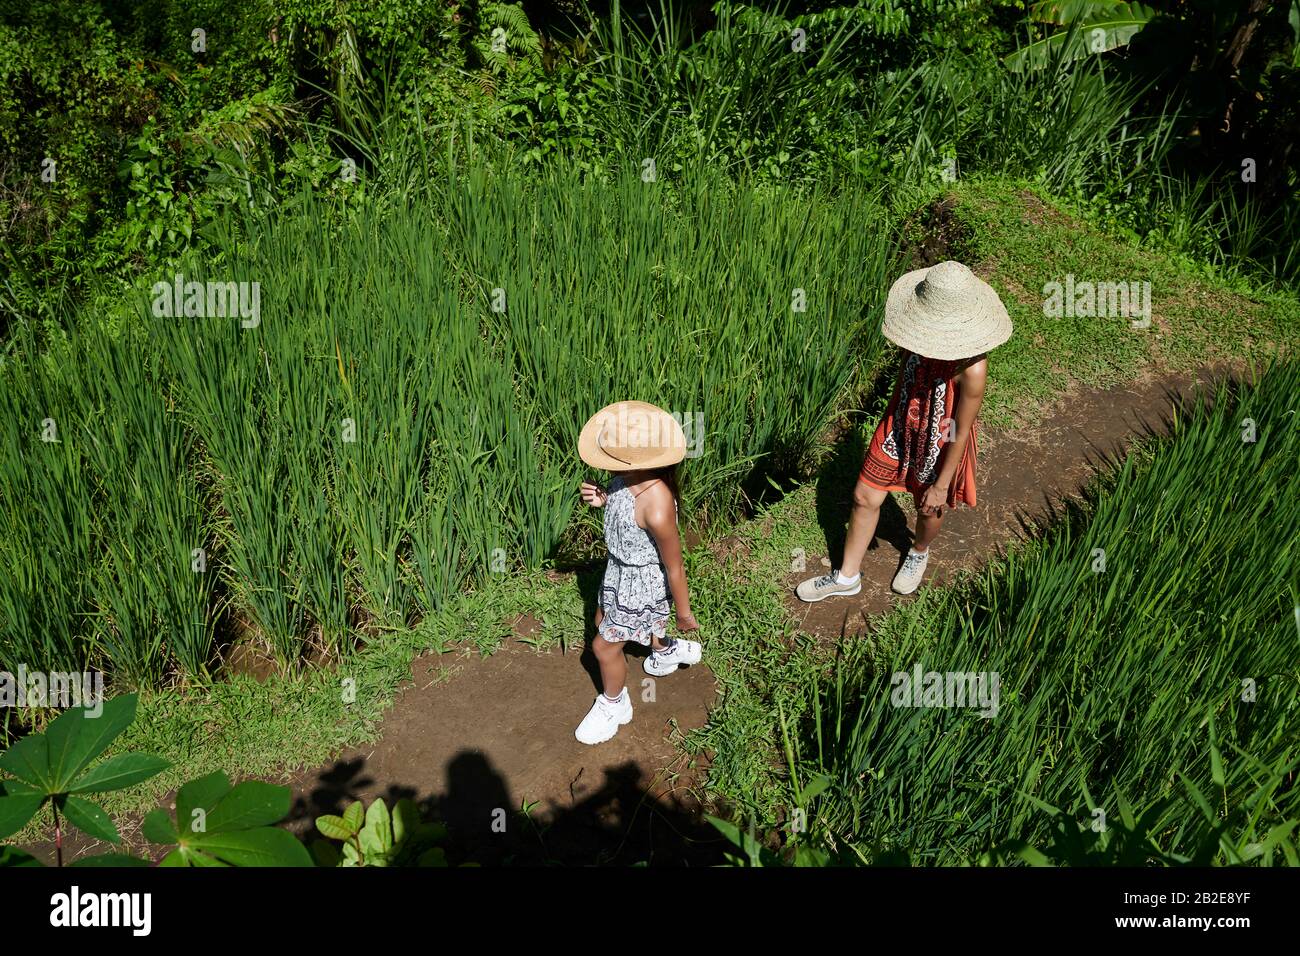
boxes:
[859,351,977,510]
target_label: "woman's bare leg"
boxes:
[913,509,944,552]
[840,482,889,576]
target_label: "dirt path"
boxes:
[278,640,722,864]
[788,367,1229,638]
[27,639,725,867]
[21,366,1230,867]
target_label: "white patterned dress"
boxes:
[598,477,672,645]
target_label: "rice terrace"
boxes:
[1,0,1298,930]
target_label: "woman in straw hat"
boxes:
[574,401,702,745]
[797,260,1012,601]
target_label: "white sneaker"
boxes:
[891,549,930,595]
[644,638,702,676]
[575,688,633,745]
[795,571,862,603]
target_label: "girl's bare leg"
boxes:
[840,482,889,576]
[592,608,627,697]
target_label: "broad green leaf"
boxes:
[141,808,179,845]
[175,770,232,833]
[364,798,392,853]
[315,814,355,841]
[1007,9,1155,71]
[0,782,45,841]
[69,754,170,794]
[178,846,230,867]
[204,780,292,833]
[342,800,365,832]
[191,827,313,867]
[421,821,449,843]
[1029,0,1146,24]
[0,844,43,867]
[41,695,139,791]
[0,733,52,789]
[311,839,342,867]
[359,823,384,858]
[362,847,391,867]
[59,795,121,844]
[392,798,420,846]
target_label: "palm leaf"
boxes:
[1008,6,1156,71]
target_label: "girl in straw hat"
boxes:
[797,260,1012,601]
[574,401,702,745]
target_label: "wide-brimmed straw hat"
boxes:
[578,401,687,471]
[882,260,1013,360]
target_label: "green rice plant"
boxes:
[713,745,1298,866]
[151,275,311,665]
[790,360,1300,864]
[0,336,98,675]
[1,156,893,685]
[79,326,216,682]
[0,320,216,684]
[434,164,892,513]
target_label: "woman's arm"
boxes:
[643,488,697,630]
[923,360,987,513]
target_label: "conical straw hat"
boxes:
[578,401,687,471]
[882,260,1013,360]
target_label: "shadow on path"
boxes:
[287,748,727,866]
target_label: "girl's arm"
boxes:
[579,480,607,507]
[643,489,697,631]
[924,360,987,512]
